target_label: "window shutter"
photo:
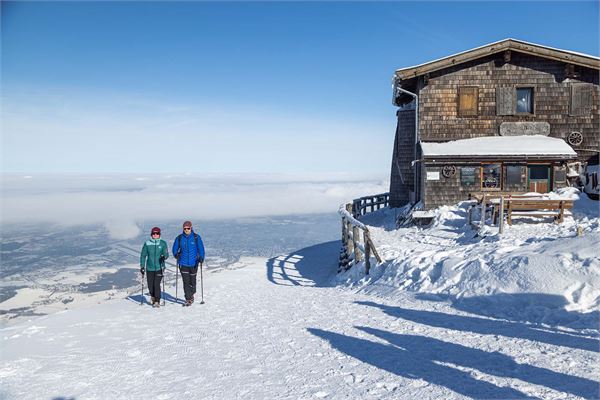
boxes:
[570,83,593,116]
[496,87,514,116]
[458,87,478,117]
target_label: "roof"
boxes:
[420,135,577,159]
[395,38,600,80]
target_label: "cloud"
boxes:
[1,173,389,239]
[1,88,394,174]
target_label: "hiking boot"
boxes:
[153,302,160,308]
[150,297,156,305]
[186,299,193,307]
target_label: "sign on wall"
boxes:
[460,167,476,186]
[426,171,440,181]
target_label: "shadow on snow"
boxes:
[357,300,599,353]
[266,240,340,287]
[127,290,187,306]
[309,325,599,399]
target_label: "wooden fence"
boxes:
[338,203,383,275]
[351,192,390,218]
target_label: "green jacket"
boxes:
[140,239,169,271]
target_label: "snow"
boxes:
[1,189,599,399]
[420,135,577,157]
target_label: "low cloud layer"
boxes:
[1,173,388,238]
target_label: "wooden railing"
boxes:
[338,203,382,274]
[351,192,390,218]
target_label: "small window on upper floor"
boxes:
[458,86,478,117]
[516,87,534,114]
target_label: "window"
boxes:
[570,83,593,116]
[481,163,502,190]
[506,165,522,185]
[516,88,534,113]
[458,87,478,117]
[496,87,535,115]
[460,167,476,186]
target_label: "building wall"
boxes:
[422,161,562,211]
[418,52,599,162]
[389,109,415,207]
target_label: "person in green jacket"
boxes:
[140,227,169,308]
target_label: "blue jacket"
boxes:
[172,230,205,268]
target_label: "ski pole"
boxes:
[140,271,144,306]
[199,262,205,304]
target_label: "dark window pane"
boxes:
[516,88,533,113]
[461,167,476,186]
[529,165,549,180]
[506,165,522,185]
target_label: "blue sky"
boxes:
[2,1,598,174]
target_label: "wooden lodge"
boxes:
[389,38,600,210]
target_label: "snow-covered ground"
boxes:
[1,189,599,399]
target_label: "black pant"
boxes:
[146,270,163,300]
[180,266,198,301]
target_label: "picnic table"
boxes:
[469,192,574,226]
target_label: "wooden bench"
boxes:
[506,199,573,225]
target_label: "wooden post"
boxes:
[352,226,361,262]
[498,196,505,234]
[480,194,486,227]
[363,230,371,274]
[345,204,354,258]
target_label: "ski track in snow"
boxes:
[1,248,599,400]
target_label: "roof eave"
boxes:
[422,154,578,161]
[394,39,600,81]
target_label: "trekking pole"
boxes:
[162,266,166,306]
[140,271,144,306]
[175,263,179,304]
[199,262,205,304]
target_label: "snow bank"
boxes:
[336,188,600,328]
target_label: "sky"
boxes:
[1,1,599,175]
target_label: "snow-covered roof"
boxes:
[420,135,577,159]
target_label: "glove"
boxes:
[159,255,165,263]
[140,267,145,275]
[199,257,204,264]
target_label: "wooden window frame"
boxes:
[480,162,503,191]
[457,86,479,117]
[515,86,535,115]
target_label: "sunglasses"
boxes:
[151,232,161,235]
[183,227,191,231]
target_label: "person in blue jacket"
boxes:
[172,220,205,306]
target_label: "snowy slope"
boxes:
[1,189,599,399]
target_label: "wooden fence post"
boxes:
[498,196,505,234]
[352,225,361,262]
[363,230,371,274]
[345,204,354,261]
[480,194,486,227]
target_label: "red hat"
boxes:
[182,221,192,228]
[151,227,161,235]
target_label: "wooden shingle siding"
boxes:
[417,52,599,161]
[496,87,514,115]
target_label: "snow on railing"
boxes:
[351,192,390,218]
[338,203,382,274]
